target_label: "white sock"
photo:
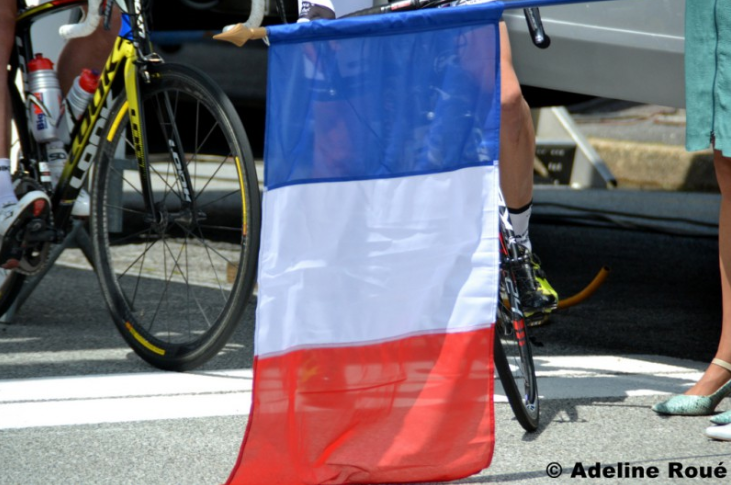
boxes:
[0,159,18,207]
[508,201,532,251]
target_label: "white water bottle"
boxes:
[27,54,65,144]
[66,68,100,121]
[46,141,68,187]
[57,68,100,145]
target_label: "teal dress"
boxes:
[685,1,731,156]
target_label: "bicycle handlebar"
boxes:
[247,0,266,30]
[523,7,550,48]
[59,0,102,40]
[218,0,265,37]
[216,0,554,48]
[344,0,551,49]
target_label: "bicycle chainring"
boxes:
[12,177,53,276]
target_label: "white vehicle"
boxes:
[504,0,685,109]
[152,0,684,108]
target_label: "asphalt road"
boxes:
[1,186,729,485]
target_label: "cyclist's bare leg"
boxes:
[0,0,51,269]
[0,0,17,160]
[497,22,534,213]
[496,22,557,316]
[685,150,731,396]
[56,7,121,94]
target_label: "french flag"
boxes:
[226,2,503,483]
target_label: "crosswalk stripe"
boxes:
[0,355,706,429]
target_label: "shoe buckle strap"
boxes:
[712,358,731,373]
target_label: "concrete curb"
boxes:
[588,137,718,192]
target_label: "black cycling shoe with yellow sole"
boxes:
[514,246,558,326]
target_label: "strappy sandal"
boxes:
[652,358,731,416]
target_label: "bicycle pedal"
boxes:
[0,226,27,268]
[0,252,21,270]
[23,217,55,243]
[0,214,53,273]
[526,312,552,328]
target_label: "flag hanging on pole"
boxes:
[226,2,503,483]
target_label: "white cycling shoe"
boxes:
[0,191,51,270]
[72,189,90,218]
[706,422,731,441]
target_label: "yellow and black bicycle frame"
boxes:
[13,0,182,238]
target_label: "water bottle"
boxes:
[56,68,100,146]
[66,69,100,121]
[27,53,64,144]
[46,140,68,187]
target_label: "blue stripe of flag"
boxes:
[264,2,503,190]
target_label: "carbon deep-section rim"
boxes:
[494,248,540,432]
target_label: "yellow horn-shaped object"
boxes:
[213,24,268,47]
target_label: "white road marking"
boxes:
[0,355,707,430]
[534,354,705,399]
[0,370,253,430]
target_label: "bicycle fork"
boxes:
[124,52,203,236]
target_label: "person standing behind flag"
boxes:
[297,0,559,318]
[652,1,731,441]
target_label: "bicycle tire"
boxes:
[90,63,261,371]
[0,268,25,319]
[493,228,540,432]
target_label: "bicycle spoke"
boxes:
[103,202,149,218]
[115,234,157,281]
[109,163,146,200]
[195,188,242,212]
[145,236,187,338]
[120,232,157,312]
[190,223,230,299]
[157,234,215,333]
[173,220,240,268]
[191,101,220,156]
[198,223,246,234]
[107,225,157,246]
[147,161,181,200]
[192,155,236,204]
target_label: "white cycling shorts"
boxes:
[298,0,375,19]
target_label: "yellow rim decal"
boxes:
[125,322,166,356]
[235,156,248,236]
[108,102,129,142]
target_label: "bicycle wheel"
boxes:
[494,231,540,432]
[91,63,261,371]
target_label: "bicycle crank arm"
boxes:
[23,222,56,243]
